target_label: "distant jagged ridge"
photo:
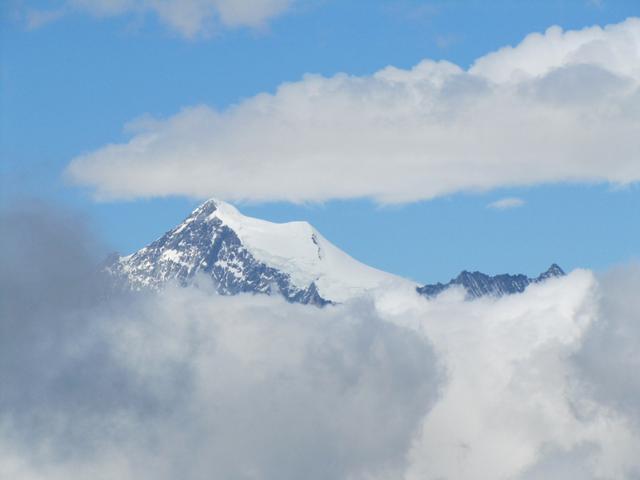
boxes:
[417,264,565,299]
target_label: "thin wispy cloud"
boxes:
[488,197,525,210]
[66,18,640,203]
[24,0,296,38]
[435,33,461,49]
[24,8,66,30]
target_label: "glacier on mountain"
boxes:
[107,199,407,305]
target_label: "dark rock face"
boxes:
[417,264,565,300]
[106,200,329,306]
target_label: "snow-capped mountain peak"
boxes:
[108,198,407,304]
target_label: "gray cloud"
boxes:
[0,203,441,480]
[572,263,640,427]
[509,263,640,480]
[519,443,603,480]
[0,204,162,460]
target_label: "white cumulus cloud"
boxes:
[66,17,640,203]
[26,0,295,37]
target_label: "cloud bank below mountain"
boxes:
[67,17,640,204]
[2,204,640,479]
[0,205,441,480]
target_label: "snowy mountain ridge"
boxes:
[107,198,565,305]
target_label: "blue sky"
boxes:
[2,0,639,282]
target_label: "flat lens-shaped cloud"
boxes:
[66,18,640,203]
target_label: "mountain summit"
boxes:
[107,198,404,305]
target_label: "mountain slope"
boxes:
[107,199,407,304]
[417,264,565,299]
